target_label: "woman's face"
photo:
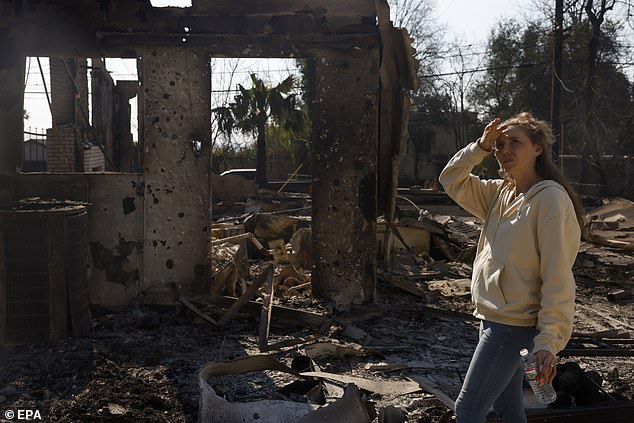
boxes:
[493,126,542,175]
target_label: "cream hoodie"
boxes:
[439,142,581,355]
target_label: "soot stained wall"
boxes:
[140,47,211,302]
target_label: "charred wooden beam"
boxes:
[96,32,379,57]
[258,265,275,352]
[217,264,273,326]
[191,295,329,329]
[558,349,634,357]
[178,296,218,327]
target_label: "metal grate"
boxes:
[0,201,90,344]
[3,217,50,343]
[65,212,91,337]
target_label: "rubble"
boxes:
[1,196,634,422]
[2,0,631,420]
[178,297,219,327]
[584,197,634,252]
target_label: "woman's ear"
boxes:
[534,144,543,156]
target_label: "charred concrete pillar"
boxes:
[140,47,211,301]
[0,53,24,202]
[311,50,379,306]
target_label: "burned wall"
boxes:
[14,174,143,305]
[1,0,382,306]
[140,47,211,302]
[311,50,379,305]
[0,63,23,203]
[15,46,213,305]
[85,176,144,305]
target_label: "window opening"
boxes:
[22,57,140,173]
[210,58,312,193]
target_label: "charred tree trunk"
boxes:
[255,119,268,188]
[551,0,563,160]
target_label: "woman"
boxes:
[439,112,583,422]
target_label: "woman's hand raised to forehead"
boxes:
[477,118,508,152]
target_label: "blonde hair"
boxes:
[501,112,585,233]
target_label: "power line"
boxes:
[25,85,305,95]
[422,58,634,79]
[209,68,300,74]
[420,62,549,78]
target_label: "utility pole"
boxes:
[551,0,564,163]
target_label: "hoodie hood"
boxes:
[498,180,566,222]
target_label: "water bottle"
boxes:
[519,348,557,404]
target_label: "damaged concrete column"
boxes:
[140,47,211,302]
[0,54,24,202]
[311,50,379,306]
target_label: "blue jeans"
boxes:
[455,320,538,423]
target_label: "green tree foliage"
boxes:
[467,20,552,119]
[210,142,255,177]
[464,1,634,192]
[213,74,308,187]
[468,14,634,155]
[264,124,310,179]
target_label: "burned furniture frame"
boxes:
[0,0,403,306]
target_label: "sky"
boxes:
[437,0,516,45]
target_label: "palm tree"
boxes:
[213,74,308,187]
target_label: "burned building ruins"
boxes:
[2,2,634,422]
[0,0,416,307]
